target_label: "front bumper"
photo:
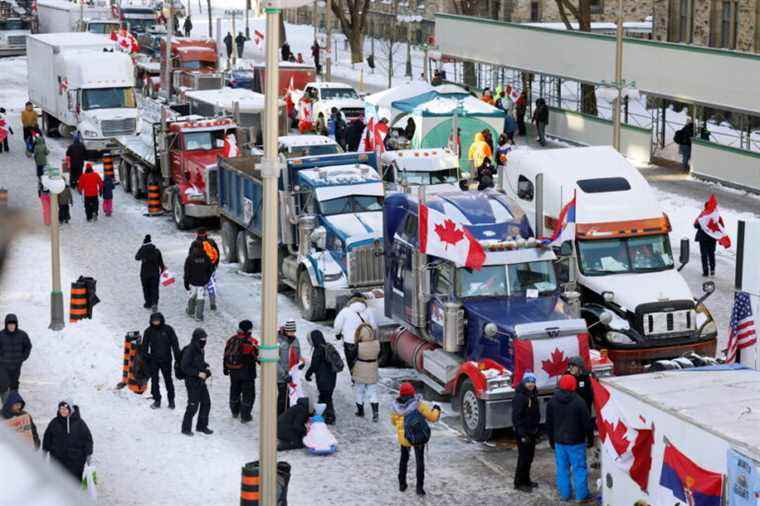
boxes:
[606,337,717,375]
[83,138,121,152]
[0,47,25,57]
[325,286,383,310]
[185,203,218,218]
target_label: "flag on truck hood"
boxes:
[223,134,239,158]
[418,203,485,270]
[543,191,575,246]
[695,194,731,249]
[512,333,590,389]
[659,439,724,506]
[591,377,654,493]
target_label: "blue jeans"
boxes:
[555,443,589,501]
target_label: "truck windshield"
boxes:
[184,130,225,151]
[81,88,136,110]
[401,169,459,186]
[181,60,215,70]
[2,19,27,30]
[286,144,343,157]
[124,18,154,33]
[318,195,383,215]
[320,88,359,100]
[457,261,558,298]
[88,23,121,34]
[457,265,508,298]
[577,234,674,275]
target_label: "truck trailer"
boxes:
[27,32,139,153]
[36,0,117,34]
[502,146,718,375]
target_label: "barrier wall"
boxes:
[691,139,760,193]
[547,107,651,163]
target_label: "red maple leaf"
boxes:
[541,348,569,378]
[434,219,465,249]
[706,219,722,233]
[599,417,631,457]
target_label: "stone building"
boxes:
[510,0,652,23]
[652,0,760,53]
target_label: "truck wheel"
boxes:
[221,219,239,263]
[131,168,143,198]
[298,269,326,321]
[458,379,492,442]
[236,233,255,273]
[172,193,194,230]
[120,161,131,193]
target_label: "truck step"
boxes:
[416,372,448,395]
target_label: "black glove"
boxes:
[335,333,342,341]
[305,373,312,382]
[223,368,229,376]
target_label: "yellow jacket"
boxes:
[390,396,441,447]
[21,109,38,128]
[467,132,492,169]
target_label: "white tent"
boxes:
[364,81,435,121]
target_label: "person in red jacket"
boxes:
[78,164,103,222]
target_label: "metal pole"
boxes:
[164,3,174,101]
[49,190,64,331]
[405,23,412,78]
[612,0,623,151]
[325,0,332,80]
[79,0,83,31]
[313,0,317,41]
[246,0,251,38]
[423,44,429,82]
[259,6,281,506]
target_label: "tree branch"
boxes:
[555,0,574,30]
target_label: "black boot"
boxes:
[354,403,364,417]
[168,399,175,410]
[371,403,379,422]
[151,399,161,409]
[197,427,214,435]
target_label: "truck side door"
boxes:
[169,132,183,181]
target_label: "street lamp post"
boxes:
[325,0,332,80]
[612,0,624,151]
[42,166,66,331]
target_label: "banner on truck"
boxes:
[727,448,760,506]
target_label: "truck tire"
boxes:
[173,192,194,230]
[221,219,239,263]
[458,379,492,442]
[298,269,326,321]
[131,167,143,198]
[120,160,131,193]
[236,233,256,273]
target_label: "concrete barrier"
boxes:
[691,139,760,193]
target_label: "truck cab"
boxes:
[278,135,342,158]
[503,146,717,375]
[0,17,31,56]
[161,38,223,94]
[85,19,120,34]
[381,148,462,193]
[120,6,157,34]
[384,189,605,440]
[302,81,365,122]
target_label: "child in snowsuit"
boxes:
[2,390,40,449]
[304,330,337,425]
[58,183,72,224]
[303,403,337,455]
[101,175,114,217]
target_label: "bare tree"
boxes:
[330,0,371,64]
[555,0,598,115]
[376,28,403,89]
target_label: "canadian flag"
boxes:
[512,334,590,389]
[285,76,296,116]
[359,118,390,153]
[111,29,139,54]
[297,97,314,133]
[695,194,731,249]
[253,29,265,49]
[591,378,654,493]
[418,203,486,270]
[223,134,239,158]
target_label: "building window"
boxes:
[719,0,737,48]
[678,0,692,42]
[590,0,603,14]
[530,1,540,21]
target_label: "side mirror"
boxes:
[598,310,614,326]
[602,291,615,303]
[559,240,573,258]
[697,281,716,305]
[677,237,689,271]
[216,139,225,148]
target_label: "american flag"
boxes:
[726,291,757,363]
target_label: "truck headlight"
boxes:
[323,272,342,282]
[606,331,634,345]
[83,130,98,138]
[484,322,498,338]
[486,375,512,390]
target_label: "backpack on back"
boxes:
[353,313,375,343]
[673,129,686,145]
[174,346,187,380]
[404,408,431,446]
[224,336,244,370]
[322,343,344,373]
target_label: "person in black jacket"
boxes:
[235,32,246,58]
[142,312,180,410]
[0,313,32,395]
[223,320,259,423]
[190,230,220,311]
[181,328,213,436]
[546,374,593,503]
[694,219,717,277]
[184,240,214,321]
[135,234,165,311]
[675,120,695,169]
[305,330,337,425]
[224,32,233,59]
[532,98,549,146]
[567,356,594,430]
[65,133,86,190]
[183,15,192,37]
[345,116,365,152]
[277,396,311,450]
[511,372,540,493]
[2,390,40,449]
[42,400,93,480]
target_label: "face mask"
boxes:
[199,340,207,348]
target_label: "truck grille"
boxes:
[8,35,26,46]
[643,310,696,336]
[341,108,365,120]
[101,118,137,137]
[195,75,224,91]
[348,243,384,287]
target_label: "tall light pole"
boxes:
[163,1,174,101]
[325,0,332,80]
[612,0,623,151]
[42,166,65,331]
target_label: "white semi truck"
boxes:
[36,0,119,34]
[27,32,139,154]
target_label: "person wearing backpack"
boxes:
[391,382,441,496]
[223,320,259,423]
[304,330,338,425]
[353,324,380,421]
[334,293,377,378]
[674,120,695,169]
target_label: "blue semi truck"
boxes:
[384,188,611,441]
[216,152,387,321]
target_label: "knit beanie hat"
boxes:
[239,320,253,332]
[558,374,577,392]
[284,320,296,334]
[522,372,537,384]
[143,234,151,244]
[399,382,416,397]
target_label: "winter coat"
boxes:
[515,95,527,117]
[503,114,517,135]
[183,17,192,33]
[224,331,259,380]
[183,252,213,289]
[2,391,40,449]
[467,132,492,170]
[334,300,377,345]
[545,389,593,447]
[390,395,440,447]
[304,332,337,394]
[675,122,695,146]
[21,109,39,128]
[101,177,114,200]
[42,404,93,478]
[353,334,379,385]
[181,329,210,386]
[78,171,103,198]
[533,103,549,124]
[277,332,301,384]
[277,397,309,444]
[511,383,540,439]
[0,315,32,366]
[58,187,73,207]
[235,33,246,49]
[66,141,86,173]
[135,242,165,279]
[189,237,220,268]
[141,313,180,364]
[33,139,49,166]
[694,221,717,245]
[224,33,233,55]
[345,119,364,152]
[572,370,594,413]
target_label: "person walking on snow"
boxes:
[78,164,103,222]
[135,234,165,311]
[546,374,594,503]
[277,320,303,416]
[353,322,380,422]
[334,293,377,378]
[33,135,49,180]
[2,391,40,449]
[224,32,233,60]
[101,175,115,217]
[142,312,180,410]
[42,400,93,480]
[235,32,246,58]
[304,330,337,425]
[0,314,32,398]
[515,91,528,137]
[180,328,213,436]
[183,15,192,37]
[694,206,717,277]
[223,320,259,423]
[184,240,214,321]
[191,230,220,311]
[512,372,540,493]
[532,98,549,146]
[65,133,86,190]
[391,382,441,496]
[21,101,39,145]
[58,181,72,224]
[0,107,12,153]
[674,120,694,169]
